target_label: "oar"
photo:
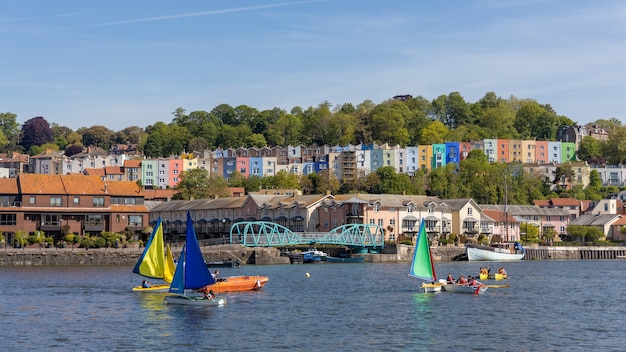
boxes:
[485,284,510,289]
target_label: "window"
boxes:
[50,196,62,207]
[125,198,136,205]
[467,208,473,215]
[378,219,383,226]
[0,214,16,225]
[30,196,36,205]
[74,196,80,205]
[93,197,104,207]
[43,214,60,226]
[128,215,143,226]
[87,215,103,225]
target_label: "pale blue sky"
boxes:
[2,0,625,131]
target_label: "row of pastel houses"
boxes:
[5,138,626,190]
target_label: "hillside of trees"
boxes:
[2,91,625,203]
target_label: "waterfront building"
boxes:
[483,204,571,239]
[0,174,148,245]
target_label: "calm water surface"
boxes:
[1,260,624,351]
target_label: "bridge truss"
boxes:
[229,221,385,251]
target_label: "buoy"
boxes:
[305,273,310,277]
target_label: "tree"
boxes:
[601,124,626,164]
[207,175,231,199]
[64,144,84,157]
[367,101,411,146]
[0,112,20,152]
[577,136,602,161]
[519,222,539,243]
[19,116,53,152]
[419,121,449,145]
[173,168,210,200]
[79,125,113,150]
[114,126,145,144]
[266,112,303,146]
[430,92,472,129]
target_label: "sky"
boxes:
[2,0,626,131]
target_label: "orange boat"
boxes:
[201,275,269,293]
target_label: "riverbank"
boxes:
[1,244,625,266]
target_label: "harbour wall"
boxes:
[1,244,625,266]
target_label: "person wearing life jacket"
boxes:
[467,276,478,287]
[446,273,455,284]
[457,276,468,285]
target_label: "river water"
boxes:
[2,260,624,352]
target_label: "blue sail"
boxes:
[168,247,186,294]
[168,212,215,293]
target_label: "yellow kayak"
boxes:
[131,283,170,292]
[479,273,507,281]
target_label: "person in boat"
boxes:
[204,290,214,300]
[456,276,468,285]
[467,276,481,287]
[446,273,455,284]
[141,280,151,288]
[212,270,219,279]
[498,267,507,276]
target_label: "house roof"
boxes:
[480,204,571,216]
[0,177,18,194]
[17,174,143,197]
[533,200,550,207]
[104,166,124,175]
[123,159,142,168]
[569,214,621,226]
[105,181,143,196]
[611,216,626,226]
[143,189,175,200]
[550,198,580,207]
[482,209,517,224]
[83,168,105,176]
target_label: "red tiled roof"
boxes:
[143,189,175,200]
[105,166,124,175]
[105,181,143,196]
[611,216,626,225]
[533,200,550,207]
[19,174,108,195]
[124,159,142,168]
[84,168,105,176]
[550,198,580,206]
[482,209,516,223]
[0,178,18,193]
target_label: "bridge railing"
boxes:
[229,221,385,249]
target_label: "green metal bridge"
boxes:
[229,221,385,252]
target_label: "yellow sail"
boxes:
[164,244,176,283]
[132,219,166,279]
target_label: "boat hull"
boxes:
[326,256,364,263]
[165,295,227,306]
[443,284,488,295]
[206,261,240,268]
[203,275,269,293]
[467,247,524,261]
[131,284,170,292]
[421,282,444,293]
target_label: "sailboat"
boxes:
[164,212,227,306]
[131,217,176,292]
[409,219,444,293]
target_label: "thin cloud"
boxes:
[92,0,324,26]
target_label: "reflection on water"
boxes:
[2,261,626,351]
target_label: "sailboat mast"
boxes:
[504,174,508,241]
